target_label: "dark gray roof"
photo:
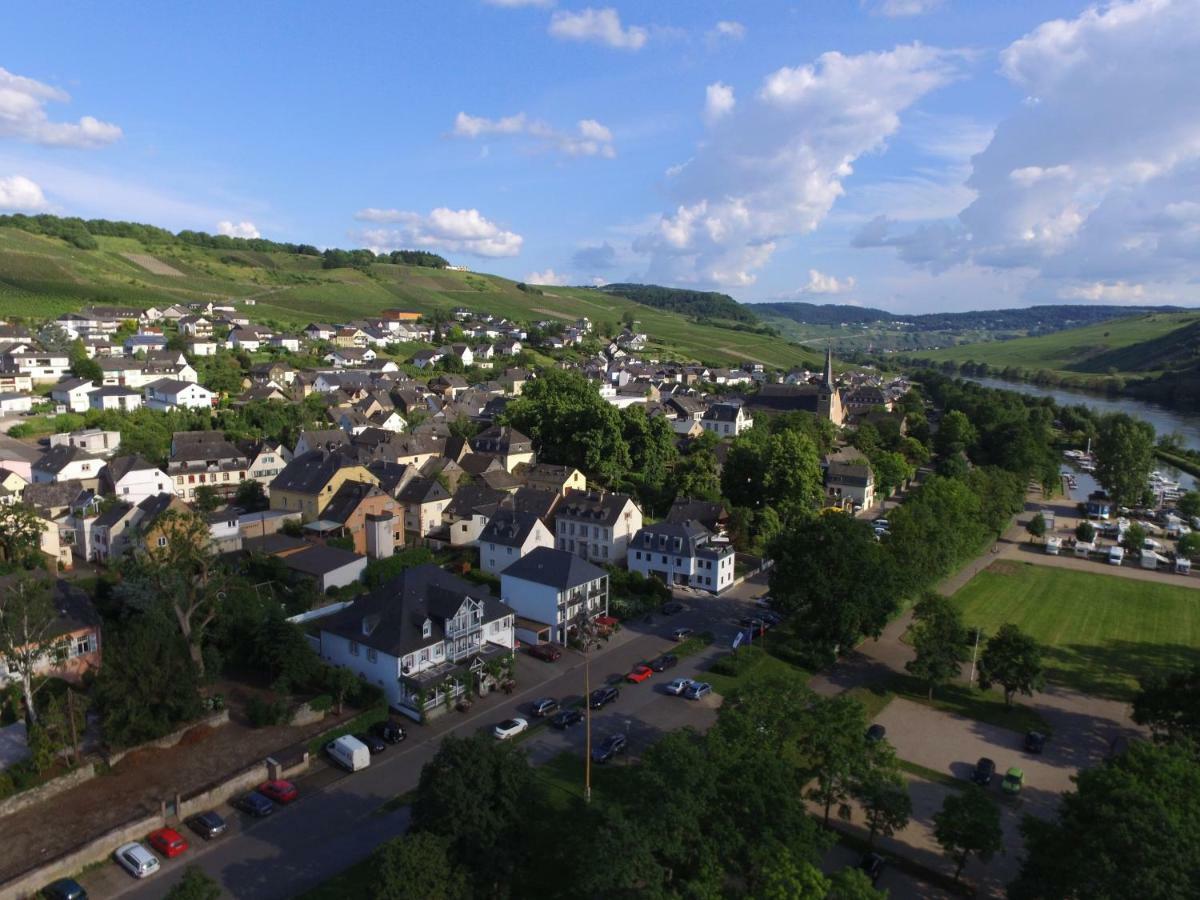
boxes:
[666,498,728,529]
[271,448,362,496]
[444,482,506,519]
[21,480,92,514]
[479,509,542,548]
[396,475,449,504]
[0,433,43,464]
[35,445,98,475]
[702,402,745,422]
[94,501,134,529]
[323,481,387,525]
[501,546,606,590]
[280,544,364,576]
[555,490,636,527]
[470,425,532,455]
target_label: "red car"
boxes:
[528,643,563,662]
[147,827,189,858]
[258,780,298,805]
[626,664,654,684]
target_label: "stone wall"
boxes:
[104,709,230,767]
[0,763,96,820]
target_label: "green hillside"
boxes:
[0,226,817,369]
[918,311,1200,374]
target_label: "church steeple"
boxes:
[823,345,835,389]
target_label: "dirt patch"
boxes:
[987,560,1027,577]
[121,252,184,277]
[530,306,579,321]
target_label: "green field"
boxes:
[0,227,818,370]
[952,562,1200,700]
[920,311,1200,375]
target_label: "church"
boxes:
[749,347,845,427]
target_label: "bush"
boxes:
[309,694,333,713]
[245,695,289,728]
[345,680,385,711]
[710,645,766,677]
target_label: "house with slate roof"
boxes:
[500,547,609,645]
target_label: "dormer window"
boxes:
[422,618,432,639]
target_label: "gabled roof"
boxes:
[93,500,135,529]
[323,480,388,525]
[444,482,506,519]
[34,444,99,475]
[555,490,637,526]
[666,498,728,530]
[396,475,449,504]
[272,448,365,496]
[501,546,606,590]
[470,425,532,456]
[702,402,746,422]
[102,454,161,484]
[479,509,543,548]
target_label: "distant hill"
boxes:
[0,215,818,370]
[597,283,760,326]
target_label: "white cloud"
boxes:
[636,43,960,288]
[858,0,1200,294]
[704,82,735,124]
[1059,281,1147,302]
[484,0,555,7]
[708,20,746,42]
[873,0,946,17]
[549,7,647,50]
[216,220,260,239]
[801,269,857,294]
[0,174,46,210]
[452,111,615,158]
[0,67,122,148]
[354,207,523,258]
[524,267,570,285]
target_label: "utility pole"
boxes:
[968,627,982,685]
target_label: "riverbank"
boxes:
[1156,448,1200,480]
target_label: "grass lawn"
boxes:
[952,561,1200,700]
[705,649,810,698]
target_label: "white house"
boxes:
[500,547,609,645]
[700,402,754,437]
[48,428,121,458]
[144,379,214,411]
[187,338,219,357]
[7,352,71,383]
[0,393,33,415]
[88,386,143,412]
[823,450,875,511]
[478,509,555,575]
[553,490,643,564]
[627,520,736,593]
[51,378,96,413]
[32,446,104,485]
[317,564,515,721]
[99,455,177,504]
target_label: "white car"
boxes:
[493,717,529,740]
[665,678,695,696]
[114,841,160,879]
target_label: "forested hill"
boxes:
[597,283,759,325]
[754,301,1186,332]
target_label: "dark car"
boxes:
[185,810,227,840]
[232,791,274,817]
[529,643,563,662]
[589,685,620,709]
[860,852,886,883]
[41,879,88,900]
[371,720,406,744]
[551,708,584,729]
[531,697,559,718]
[660,601,685,615]
[592,733,628,763]
[971,757,996,787]
[865,724,887,743]
[649,653,678,672]
[356,732,387,755]
[1025,731,1047,754]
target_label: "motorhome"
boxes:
[1108,546,1125,566]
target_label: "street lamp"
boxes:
[574,606,598,803]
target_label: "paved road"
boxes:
[83,578,766,899]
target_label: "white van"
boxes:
[1074,541,1094,559]
[1045,537,1061,556]
[1140,551,1162,570]
[1108,546,1125,566]
[326,735,371,772]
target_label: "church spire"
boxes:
[823,345,834,389]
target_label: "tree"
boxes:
[0,577,67,726]
[906,593,970,699]
[1122,522,1148,555]
[1132,666,1200,744]
[1177,490,1200,520]
[935,410,977,458]
[41,688,86,765]
[1010,740,1200,899]
[1075,520,1096,543]
[375,833,469,900]
[621,405,677,507]
[234,479,268,512]
[324,665,359,714]
[192,485,221,513]
[164,866,222,900]
[669,447,721,503]
[1095,413,1155,507]
[931,787,1003,882]
[121,510,225,678]
[1026,512,1046,542]
[827,866,888,899]
[870,450,914,498]
[0,503,44,569]
[1177,531,1200,560]
[797,695,872,826]
[854,766,912,849]
[977,623,1045,708]
[69,338,102,384]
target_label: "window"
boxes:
[366,648,377,663]
[73,632,96,657]
[420,648,430,662]
[506,547,513,555]
[422,619,432,639]
[157,536,168,548]
[349,640,360,656]
[122,487,129,495]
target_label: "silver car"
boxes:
[684,681,713,700]
[665,677,695,696]
[114,842,160,879]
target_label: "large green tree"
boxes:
[1132,666,1200,745]
[1095,413,1156,507]
[375,833,469,900]
[0,503,44,569]
[620,405,677,508]
[164,867,222,900]
[932,787,1003,882]
[977,623,1045,708]
[0,577,67,726]
[854,765,912,850]
[1010,740,1200,899]
[906,592,970,699]
[797,695,873,826]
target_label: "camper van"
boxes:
[1176,557,1192,576]
[1045,537,1061,556]
[1140,551,1162,570]
[326,735,371,772]
[1108,546,1125,566]
[1074,541,1094,559]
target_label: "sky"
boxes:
[3,0,1199,314]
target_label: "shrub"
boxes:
[245,695,289,728]
[710,645,766,677]
[309,694,333,713]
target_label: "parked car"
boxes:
[1024,731,1047,754]
[529,642,563,662]
[683,681,712,700]
[672,627,694,642]
[755,595,773,609]
[1002,766,1025,795]
[660,601,685,615]
[356,732,387,755]
[759,611,782,626]
[665,677,695,696]
[589,685,620,709]
[258,780,299,805]
[41,878,88,900]
[971,757,996,787]
[531,697,559,718]
[626,664,654,684]
[860,852,886,883]
[493,717,529,740]
[185,811,227,841]
[147,827,188,859]
[649,653,678,672]
[865,724,887,743]
[874,518,890,530]
[232,791,274,817]
[551,708,584,729]
[592,733,628,763]
[371,720,406,744]
[113,842,160,879]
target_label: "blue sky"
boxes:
[3,0,1198,313]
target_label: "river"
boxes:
[966,375,1199,493]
